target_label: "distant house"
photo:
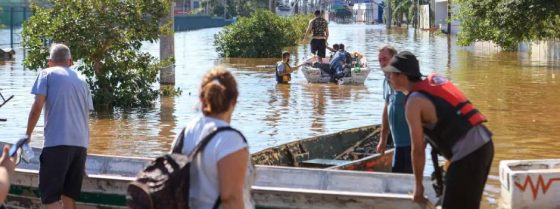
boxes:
[173,0,201,14]
[435,0,460,34]
[352,0,383,24]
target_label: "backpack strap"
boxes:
[172,126,247,209]
[172,127,187,154]
[188,126,246,158]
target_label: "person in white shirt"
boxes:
[171,67,255,209]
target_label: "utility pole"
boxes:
[386,0,391,28]
[224,0,227,18]
[160,1,175,85]
[270,0,277,14]
[447,0,451,34]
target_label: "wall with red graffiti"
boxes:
[500,160,560,209]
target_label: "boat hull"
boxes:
[301,66,371,84]
[5,165,437,209]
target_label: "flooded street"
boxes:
[1,23,560,208]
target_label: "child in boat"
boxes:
[170,68,255,208]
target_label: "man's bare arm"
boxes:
[406,96,428,203]
[301,20,313,44]
[26,95,46,143]
[378,101,390,154]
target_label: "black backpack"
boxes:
[126,126,246,209]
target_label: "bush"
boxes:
[214,10,313,58]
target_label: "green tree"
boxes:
[455,0,560,50]
[390,0,414,26]
[214,10,312,58]
[22,0,173,108]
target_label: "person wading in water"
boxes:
[302,10,329,61]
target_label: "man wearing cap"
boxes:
[382,51,494,208]
[376,46,413,174]
[302,10,329,60]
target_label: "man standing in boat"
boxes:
[302,10,329,61]
[25,44,93,209]
[382,51,494,208]
[376,46,413,174]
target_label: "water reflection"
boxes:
[1,24,560,208]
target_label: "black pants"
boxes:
[442,140,494,209]
[310,39,326,58]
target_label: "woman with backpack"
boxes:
[171,67,255,209]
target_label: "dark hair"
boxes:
[314,10,321,16]
[333,44,339,49]
[282,51,290,59]
[339,44,345,50]
[200,67,239,116]
[406,74,422,82]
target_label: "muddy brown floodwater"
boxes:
[1,23,560,208]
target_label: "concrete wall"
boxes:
[434,1,447,29]
[435,1,460,35]
[174,15,232,31]
[500,160,560,209]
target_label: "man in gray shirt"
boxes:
[25,44,93,209]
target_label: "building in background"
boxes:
[435,0,460,34]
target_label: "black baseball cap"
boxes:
[381,51,423,77]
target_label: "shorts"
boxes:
[310,39,326,58]
[39,146,87,204]
[392,145,413,174]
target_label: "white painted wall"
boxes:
[500,160,560,209]
[435,1,447,30]
[435,1,461,35]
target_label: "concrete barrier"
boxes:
[174,15,232,31]
[500,159,560,209]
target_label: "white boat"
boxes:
[1,142,437,208]
[300,56,371,85]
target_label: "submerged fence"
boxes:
[0,6,32,48]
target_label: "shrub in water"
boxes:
[214,10,313,58]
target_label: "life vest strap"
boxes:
[464,109,480,119]
[455,100,470,111]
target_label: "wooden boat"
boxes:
[252,125,395,172]
[2,143,436,208]
[300,56,371,84]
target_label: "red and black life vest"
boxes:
[408,73,487,159]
